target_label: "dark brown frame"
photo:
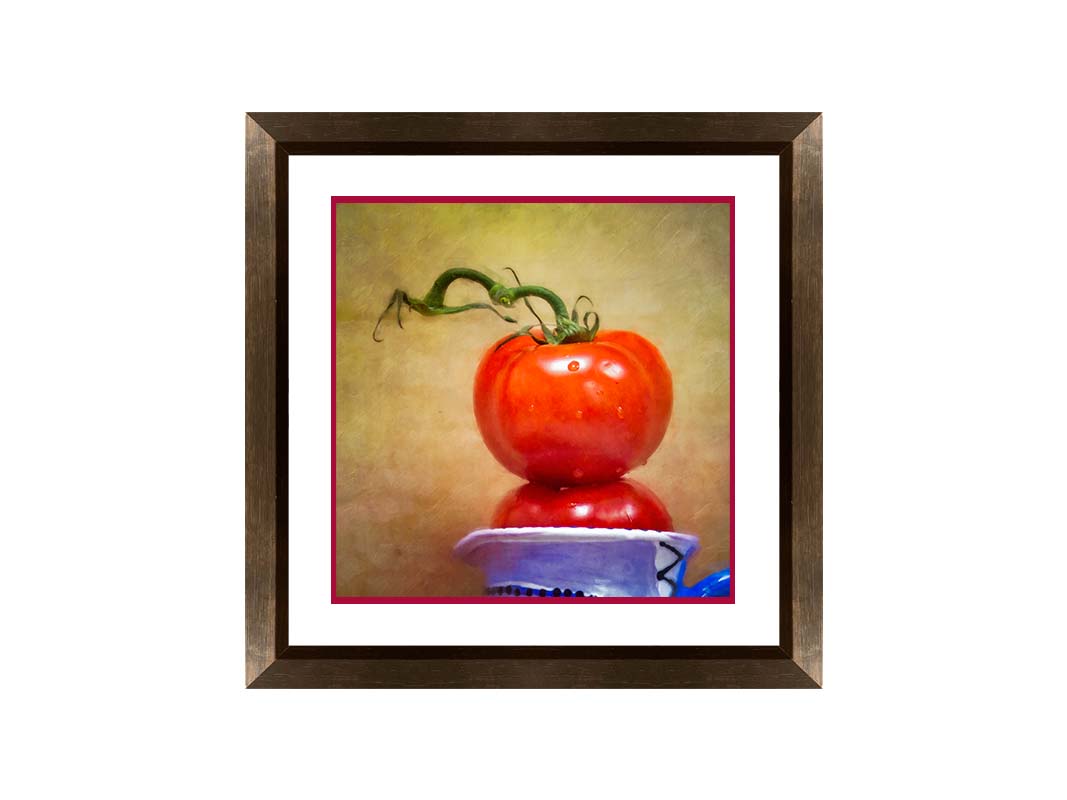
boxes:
[246,113,822,688]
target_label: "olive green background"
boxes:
[335,202,731,596]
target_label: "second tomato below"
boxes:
[490,479,674,532]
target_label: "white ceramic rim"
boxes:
[453,527,701,561]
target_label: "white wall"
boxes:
[2,2,1064,798]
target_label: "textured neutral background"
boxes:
[335,201,731,596]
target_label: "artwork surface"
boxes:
[333,198,732,600]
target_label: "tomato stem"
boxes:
[373,268,599,345]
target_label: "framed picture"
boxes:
[246,112,822,688]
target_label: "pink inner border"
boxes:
[331,196,735,603]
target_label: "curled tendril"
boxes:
[571,294,595,323]
[371,268,599,346]
[582,310,601,338]
[372,290,406,342]
[372,287,517,342]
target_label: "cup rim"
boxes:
[454,526,700,561]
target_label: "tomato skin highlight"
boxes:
[491,479,674,531]
[473,330,673,485]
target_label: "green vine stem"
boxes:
[372,268,599,346]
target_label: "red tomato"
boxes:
[474,329,673,485]
[491,479,674,531]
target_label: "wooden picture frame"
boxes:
[246,112,822,688]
